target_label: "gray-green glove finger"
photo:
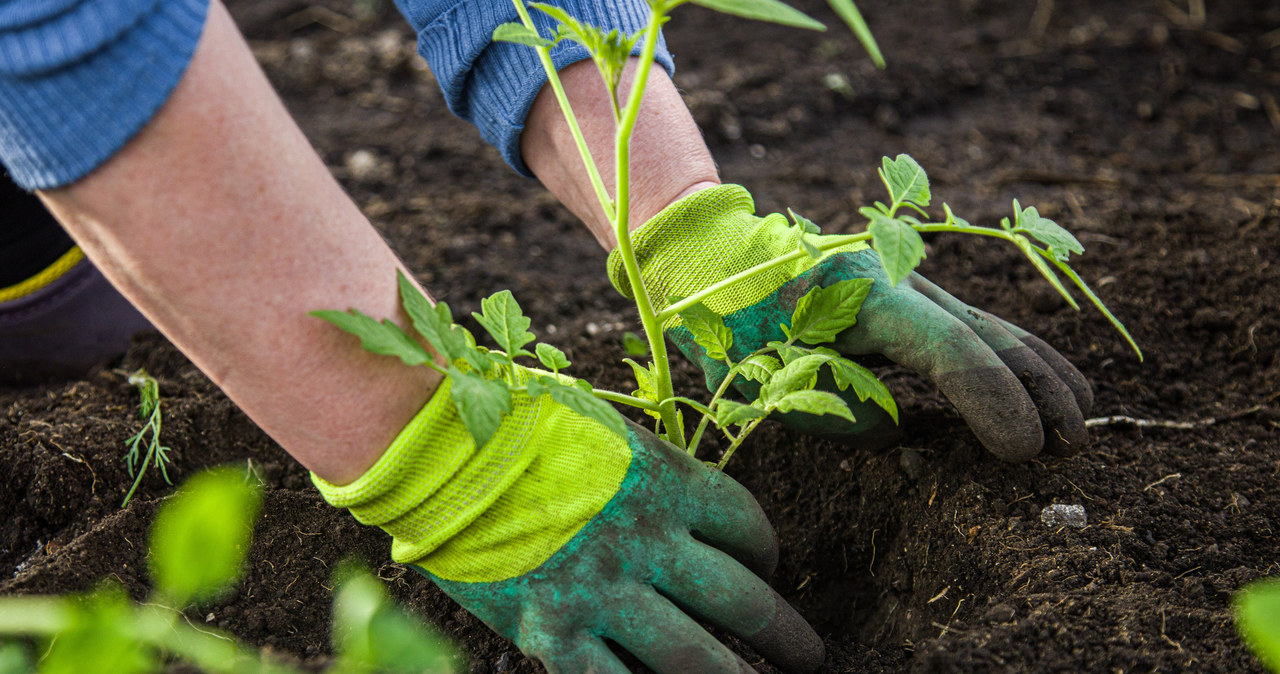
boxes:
[653,537,825,674]
[521,633,631,674]
[984,313,1095,416]
[606,586,756,673]
[675,457,779,579]
[904,274,1089,455]
[819,262,1042,460]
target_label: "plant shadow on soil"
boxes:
[3,0,1279,672]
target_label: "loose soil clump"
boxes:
[3,0,1278,671]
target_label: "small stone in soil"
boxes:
[1040,503,1087,528]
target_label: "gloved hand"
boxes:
[607,185,1093,461]
[314,363,822,673]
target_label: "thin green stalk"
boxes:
[659,232,872,322]
[509,0,615,223]
[612,7,685,447]
[717,418,765,469]
[685,365,740,455]
[591,388,660,411]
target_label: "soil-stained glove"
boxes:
[313,364,823,673]
[607,185,1094,461]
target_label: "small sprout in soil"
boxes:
[121,368,175,508]
[0,466,458,673]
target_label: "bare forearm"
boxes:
[520,59,720,249]
[38,0,438,485]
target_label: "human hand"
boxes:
[607,185,1093,461]
[314,363,822,673]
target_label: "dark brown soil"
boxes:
[4,0,1279,671]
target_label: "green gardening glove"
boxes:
[607,185,1094,461]
[313,363,822,673]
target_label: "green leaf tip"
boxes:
[786,279,871,345]
[688,0,826,31]
[868,212,926,287]
[678,302,735,362]
[492,22,554,48]
[473,289,537,359]
[825,0,885,68]
[880,154,931,209]
[535,342,571,372]
[448,367,512,449]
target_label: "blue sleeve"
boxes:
[394,0,675,177]
[0,0,210,190]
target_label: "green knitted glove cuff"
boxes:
[606,184,867,326]
[311,369,541,564]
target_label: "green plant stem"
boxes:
[612,7,685,448]
[717,418,765,469]
[685,367,740,455]
[591,388,660,411]
[659,231,872,322]
[509,0,615,224]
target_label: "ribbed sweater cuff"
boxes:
[0,0,210,190]
[409,0,675,176]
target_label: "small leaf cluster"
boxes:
[313,272,626,448]
[121,369,175,508]
[0,467,457,674]
[856,155,1140,359]
[672,280,897,467]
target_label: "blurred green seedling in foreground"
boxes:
[1236,579,1280,673]
[0,467,457,673]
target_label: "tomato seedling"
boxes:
[318,0,1140,467]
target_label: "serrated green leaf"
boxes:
[737,355,781,383]
[396,270,471,362]
[788,279,872,345]
[473,290,537,359]
[678,303,734,362]
[714,399,768,427]
[1235,579,1280,672]
[880,154,931,208]
[1014,235,1079,311]
[868,213,927,286]
[1011,200,1084,262]
[151,467,262,606]
[759,354,827,404]
[826,355,898,423]
[826,0,884,67]
[311,309,433,367]
[767,340,808,365]
[689,0,825,30]
[623,358,662,421]
[492,22,554,48]
[535,343,570,372]
[622,331,649,357]
[773,390,856,422]
[449,367,511,448]
[528,376,628,440]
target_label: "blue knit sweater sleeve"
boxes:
[394,0,675,176]
[0,0,210,190]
